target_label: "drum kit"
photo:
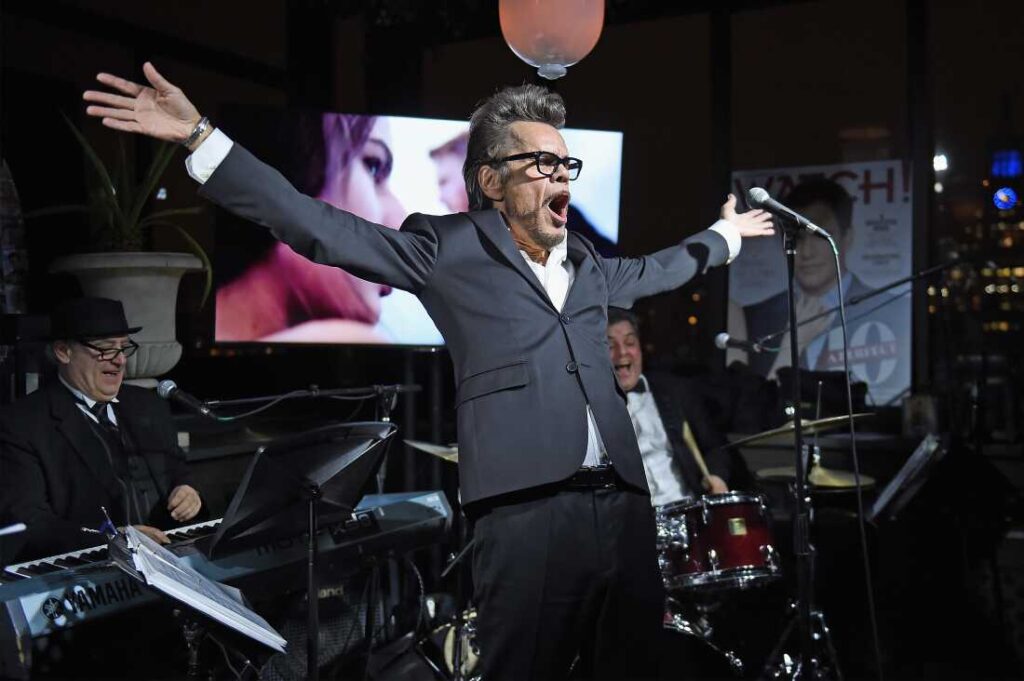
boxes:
[405,412,872,679]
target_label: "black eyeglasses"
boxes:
[491,151,583,181]
[78,339,139,361]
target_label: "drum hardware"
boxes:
[663,596,745,677]
[405,440,477,681]
[762,600,841,680]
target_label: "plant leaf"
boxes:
[126,141,178,239]
[61,113,127,235]
[138,207,206,226]
[148,220,213,309]
[115,137,134,220]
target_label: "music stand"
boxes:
[208,421,397,681]
[868,433,945,523]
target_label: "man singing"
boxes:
[84,63,773,679]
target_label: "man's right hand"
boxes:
[83,62,201,146]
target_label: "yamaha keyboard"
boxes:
[0,491,451,639]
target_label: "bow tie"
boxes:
[83,400,118,430]
[627,381,647,394]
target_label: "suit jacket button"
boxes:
[559,313,571,324]
[566,361,578,373]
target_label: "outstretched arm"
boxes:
[602,194,774,307]
[83,63,439,293]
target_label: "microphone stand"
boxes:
[763,221,841,680]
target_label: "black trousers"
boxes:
[470,484,665,681]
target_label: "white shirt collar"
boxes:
[546,232,569,267]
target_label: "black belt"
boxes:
[564,464,618,489]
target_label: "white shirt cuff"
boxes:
[709,219,742,264]
[184,128,234,184]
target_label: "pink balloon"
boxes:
[499,0,605,80]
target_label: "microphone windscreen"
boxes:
[156,380,176,399]
[747,187,770,208]
[714,332,730,350]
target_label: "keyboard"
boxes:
[0,491,451,639]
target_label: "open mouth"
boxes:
[547,192,570,226]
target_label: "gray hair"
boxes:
[462,84,566,211]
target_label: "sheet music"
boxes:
[123,527,286,652]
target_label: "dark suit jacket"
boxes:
[0,382,199,561]
[644,372,751,494]
[200,144,731,505]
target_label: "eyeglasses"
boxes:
[78,339,139,361]
[491,151,583,181]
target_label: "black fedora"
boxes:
[49,297,142,340]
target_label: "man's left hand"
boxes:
[168,485,202,522]
[721,194,775,238]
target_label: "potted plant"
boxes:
[37,116,211,384]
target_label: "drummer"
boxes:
[607,307,749,505]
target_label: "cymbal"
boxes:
[404,439,459,463]
[756,464,875,489]
[727,413,875,449]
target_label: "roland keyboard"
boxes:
[0,491,451,639]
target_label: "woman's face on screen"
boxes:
[320,118,406,228]
[291,117,408,326]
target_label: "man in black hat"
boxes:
[0,297,204,561]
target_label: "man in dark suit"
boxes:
[607,308,750,505]
[84,63,774,679]
[0,298,203,562]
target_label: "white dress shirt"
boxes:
[626,375,691,506]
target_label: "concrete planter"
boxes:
[49,252,202,384]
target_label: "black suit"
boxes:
[644,372,750,496]
[0,382,200,562]
[197,142,734,679]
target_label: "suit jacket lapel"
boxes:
[466,210,556,308]
[565,232,597,310]
[49,385,123,498]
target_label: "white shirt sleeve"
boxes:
[708,218,742,264]
[184,128,234,185]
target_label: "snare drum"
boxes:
[656,492,780,592]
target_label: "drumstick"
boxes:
[682,421,713,486]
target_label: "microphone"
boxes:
[715,332,764,354]
[747,187,833,239]
[157,380,214,418]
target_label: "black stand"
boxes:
[763,225,841,680]
[208,421,398,681]
[439,528,475,681]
